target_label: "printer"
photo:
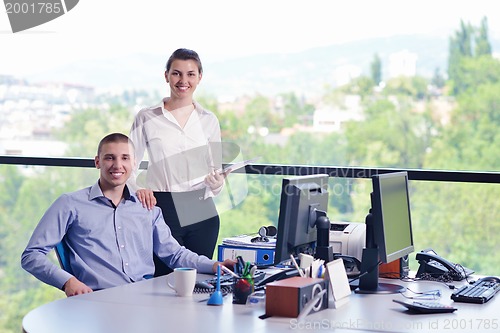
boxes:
[329,222,366,262]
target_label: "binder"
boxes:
[217,244,275,266]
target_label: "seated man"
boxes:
[21,132,234,297]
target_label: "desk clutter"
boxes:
[203,175,499,322]
[195,268,266,294]
[201,252,500,319]
[195,255,355,319]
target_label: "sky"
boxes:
[1,0,499,77]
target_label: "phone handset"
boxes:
[415,248,474,281]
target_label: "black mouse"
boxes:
[479,276,500,283]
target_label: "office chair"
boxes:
[55,241,73,274]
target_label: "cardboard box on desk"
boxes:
[265,277,329,318]
[379,256,409,278]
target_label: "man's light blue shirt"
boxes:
[21,182,215,291]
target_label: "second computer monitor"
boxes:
[357,171,414,294]
[274,174,329,265]
[372,171,414,264]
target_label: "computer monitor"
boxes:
[356,171,414,294]
[274,174,329,265]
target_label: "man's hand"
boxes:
[63,277,93,297]
[212,259,237,273]
[136,188,157,210]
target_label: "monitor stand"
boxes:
[314,214,333,263]
[355,247,405,294]
[354,209,405,294]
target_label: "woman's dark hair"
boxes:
[165,48,203,74]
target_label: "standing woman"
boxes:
[129,48,225,276]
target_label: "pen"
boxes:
[234,256,245,275]
[243,261,251,277]
[236,256,245,275]
[317,265,323,278]
[249,265,257,278]
[290,254,305,277]
[220,265,240,278]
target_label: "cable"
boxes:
[401,287,442,300]
[415,272,455,283]
[410,274,459,291]
[379,271,402,279]
[454,263,474,284]
[348,260,382,283]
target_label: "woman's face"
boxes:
[165,59,202,100]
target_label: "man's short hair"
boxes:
[97,133,135,156]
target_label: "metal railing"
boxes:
[1,155,499,184]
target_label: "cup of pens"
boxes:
[233,276,254,304]
[232,257,255,304]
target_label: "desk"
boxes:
[22,274,499,333]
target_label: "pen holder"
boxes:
[233,276,254,304]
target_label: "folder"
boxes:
[217,245,275,266]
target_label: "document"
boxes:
[222,234,276,249]
[190,157,261,186]
[218,156,261,175]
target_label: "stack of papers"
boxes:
[222,234,276,249]
[218,157,261,175]
[191,157,261,186]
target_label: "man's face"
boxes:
[95,141,135,190]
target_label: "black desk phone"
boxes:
[416,248,474,281]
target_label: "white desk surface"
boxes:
[22,273,499,333]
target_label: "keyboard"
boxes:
[254,268,300,288]
[451,277,500,304]
[204,273,234,286]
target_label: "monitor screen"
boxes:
[356,171,414,294]
[274,174,329,265]
[372,171,414,263]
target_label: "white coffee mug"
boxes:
[167,267,197,297]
